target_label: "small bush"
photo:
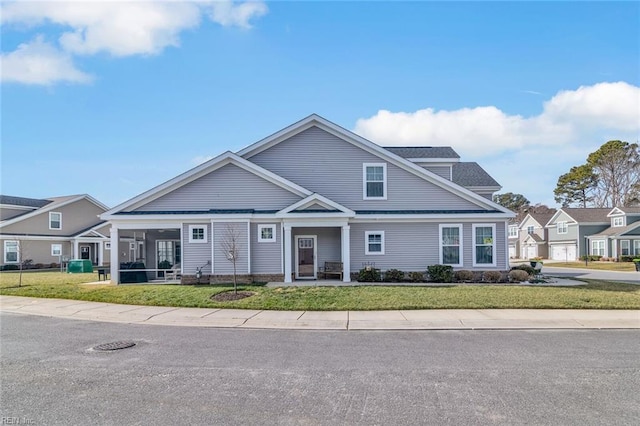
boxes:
[33,263,45,269]
[383,269,404,282]
[619,256,634,263]
[408,271,424,282]
[454,270,474,282]
[358,267,381,282]
[22,259,33,269]
[427,264,454,283]
[581,255,602,262]
[508,270,530,283]
[482,270,502,283]
[1,264,20,271]
[511,264,535,276]
[49,263,60,268]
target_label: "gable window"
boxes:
[440,224,463,266]
[634,240,640,256]
[612,217,624,227]
[557,222,568,234]
[4,241,19,263]
[49,212,62,230]
[51,244,62,256]
[258,224,276,242]
[508,226,518,238]
[620,240,630,256]
[473,224,496,266]
[363,163,387,200]
[365,231,385,255]
[188,225,208,244]
[527,225,535,234]
[591,240,605,256]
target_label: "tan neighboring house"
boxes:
[0,194,114,268]
[517,210,556,259]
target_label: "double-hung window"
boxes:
[188,225,208,243]
[365,231,385,255]
[440,224,463,266]
[363,163,387,200]
[4,241,19,263]
[620,240,630,256]
[634,240,640,256]
[527,225,535,234]
[51,244,62,256]
[49,212,62,230]
[612,217,624,227]
[557,222,568,234]
[508,226,518,238]
[473,224,496,266]
[591,240,605,256]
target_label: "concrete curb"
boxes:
[1,295,639,330]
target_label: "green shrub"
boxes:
[619,256,634,263]
[358,267,381,282]
[383,269,405,282]
[427,264,454,283]
[508,270,530,283]
[408,271,424,282]
[581,255,602,262]
[482,270,502,283]
[454,270,474,282]
[1,264,19,271]
[510,264,535,276]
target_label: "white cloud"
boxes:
[0,35,93,85]
[354,82,640,158]
[0,1,268,84]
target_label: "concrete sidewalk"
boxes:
[1,295,638,330]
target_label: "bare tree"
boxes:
[7,238,32,287]
[220,224,241,294]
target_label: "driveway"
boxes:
[542,266,639,284]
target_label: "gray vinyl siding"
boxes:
[251,222,281,274]
[0,199,106,236]
[182,223,212,275]
[291,227,341,271]
[0,238,72,266]
[136,164,302,212]
[578,225,610,257]
[422,165,451,180]
[547,211,576,243]
[213,222,249,274]
[0,207,31,221]
[350,221,506,272]
[248,127,483,211]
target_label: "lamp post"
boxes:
[585,236,588,267]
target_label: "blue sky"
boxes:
[1,1,639,208]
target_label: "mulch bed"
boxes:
[211,291,255,302]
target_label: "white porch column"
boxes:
[73,239,79,259]
[341,225,351,282]
[110,227,120,284]
[98,241,104,266]
[283,225,292,283]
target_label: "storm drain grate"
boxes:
[92,341,136,351]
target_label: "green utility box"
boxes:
[68,259,93,273]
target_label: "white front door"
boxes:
[295,235,317,279]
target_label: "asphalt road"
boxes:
[542,265,640,284]
[1,313,638,425]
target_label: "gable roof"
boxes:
[383,146,460,160]
[102,151,313,218]
[451,162,500,188]
[589,220,640,238]
[277,193,355,217]
[0,195,51,209]
[237,114,513,216]
[608,206,640,216]
[545,208,611,227]
[0,194,109,228]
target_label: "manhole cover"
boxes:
[92,341,136,351]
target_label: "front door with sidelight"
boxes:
[295,235,317,279]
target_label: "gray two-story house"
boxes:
[101,114,514,284]
[545,208,611,261]
[586,207,640,258]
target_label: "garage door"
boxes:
[526,246,537,259]
[552,245,577,261]
[509,246,516,258]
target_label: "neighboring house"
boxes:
[507,219,519,259]
[545,208,611,261]
[101,114,514,284]
[586,207,640,258]
[0,194,114,267]
[517,210,556,259]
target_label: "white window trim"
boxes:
[257,224,277,242]
[591,240,606,256]
[634,240,640,256]
[51,244,62,256]
[612,217,625,227]
[472,224,497,267]
[439,224,463,267]
[4,240,19,263]
[508,225,518,238]
[620,240,630,256]
[527,225,535,234]
[188,225,208,244]
[557,221,568,234]
[365,231,385,255]
[49,212,62,230]
[363,163,388,200]
[104,241,111,250]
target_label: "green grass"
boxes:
[1,271,639,310]
[546,261,636,272]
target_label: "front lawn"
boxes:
[1,271,639,310]
[545,261,637,272]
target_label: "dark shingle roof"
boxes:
[0,195,51,208]
[560,208,611,223]
[618,207,640,215]
[451,162,500,187]
[384,146,460,159]
[528,211,557,227]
